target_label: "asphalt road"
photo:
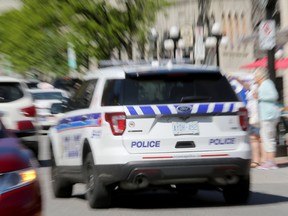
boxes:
[38,161,288,216]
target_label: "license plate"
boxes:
[172,121,199,135]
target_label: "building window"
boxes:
[222,13,227,36]
[228,12,234,49]
[235,13,240,49]
[241,13,246,36]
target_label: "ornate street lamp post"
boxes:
[177,38,185,59]
[149,28,159,60]
[164,39,174,59]
[169,26,180,59]
[205,22,229,67]
[211,23,222,66]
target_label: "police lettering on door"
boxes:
[62,134,82,158]
[131,140,160,148]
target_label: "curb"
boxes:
[275,156,288,165]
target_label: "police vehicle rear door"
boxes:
[103,67,247,154]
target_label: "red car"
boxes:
[0,112,42,216]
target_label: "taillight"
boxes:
[21,105,36,117]
[105,112,126,135]
[238,107,248,131]
[17,120,35,130]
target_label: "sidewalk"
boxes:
[276,156,288,167]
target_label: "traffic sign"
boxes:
[259,20,276,50]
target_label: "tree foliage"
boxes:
[0,0,171,75]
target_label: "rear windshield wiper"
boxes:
[180,96,211,103]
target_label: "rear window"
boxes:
[101,72,239,106]
[31,92,64,100]
[0,82,24,103]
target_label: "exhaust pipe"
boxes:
[214,175,239,185]
[133,174,149,188]
[225,175,239,184]
[119,174,149,190]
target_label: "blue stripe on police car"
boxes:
[125,102,241,116]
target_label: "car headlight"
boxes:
[0,168,37,194]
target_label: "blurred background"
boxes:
[0,0,287,105]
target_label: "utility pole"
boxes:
[266,0,277,84]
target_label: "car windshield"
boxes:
[31,92,64,100]
[0,83,24,103]
[101,72,239,106]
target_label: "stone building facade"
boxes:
[154,0,288,105]
[154,0,256,74]
[0,0,20,12]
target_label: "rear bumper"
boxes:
[96,158,251,186]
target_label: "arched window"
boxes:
[228,12,234,48]
[241,13,246,36]
[235,13,240,48]
[222,13,227,36]
[235,13,240,39]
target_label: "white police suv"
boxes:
[48,62,251,208]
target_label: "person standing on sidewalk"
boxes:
[246,83,264,168]
[254,68,281,170]
[229,76,263,168]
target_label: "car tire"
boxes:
[84,152,112,208]
[222,175,250,205]
[50,148,73,198]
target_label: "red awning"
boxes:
[240,57,268,69]
[276,58,288,69]
[240,57,288,69]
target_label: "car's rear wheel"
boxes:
[84,152,112,208]
[50,147,73,198]
[222,175,250,205]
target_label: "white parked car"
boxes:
[29,88,68,134]
[48,62,251,208]
[0,76,39,158]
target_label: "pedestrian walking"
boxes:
[229,76,263,168]
[246,83,264,168]
[254,68,281,170]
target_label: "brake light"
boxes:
[105,112,126,135]
[21,105,36,117]
[17,120,35,130]
[238,107,248,131]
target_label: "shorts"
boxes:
[260,119,279,152]
[248,125,260,136]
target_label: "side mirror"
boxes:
[51,103,63,114]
